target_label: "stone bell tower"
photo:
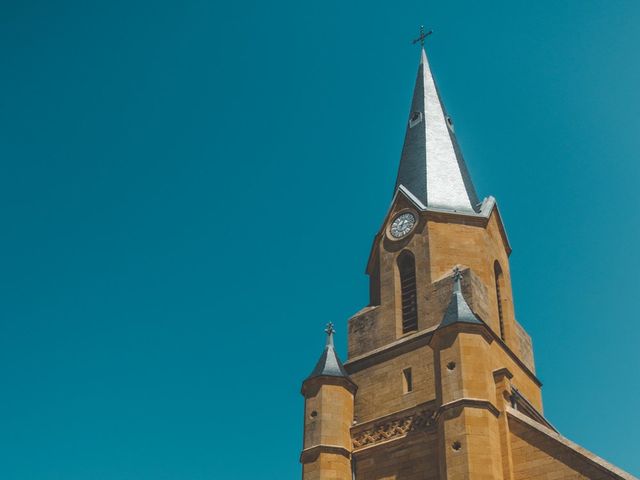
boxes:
[300,45,637,480]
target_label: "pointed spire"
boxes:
[305,323,350,380]
[440,267,483,327]
[395,47,480,213]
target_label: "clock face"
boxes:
[390,212,417,239]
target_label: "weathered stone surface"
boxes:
[300,48,635,480]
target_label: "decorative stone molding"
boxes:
[299,445,351,463]
[493,367,514,381]
[352,408,435,449]
[438,397,501,418]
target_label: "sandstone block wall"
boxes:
[354,432,439,480]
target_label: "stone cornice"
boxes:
[439,397,500,418]
[431,319,495,344]
[345,326,437,374]
[493,367,514,381]
[299,445,351,463]
[345,319,542,388]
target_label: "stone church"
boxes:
[299,47,638,480]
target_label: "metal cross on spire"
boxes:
[411,25,433,47]
[325,322,335,336]
[453,266,463,282]
[452,266,463,294]
[324,322,336,347]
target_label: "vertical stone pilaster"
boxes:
[494,368,515,480]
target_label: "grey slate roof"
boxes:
[305,325,350,380]
[439,269,483,328]
[395,48,480,213]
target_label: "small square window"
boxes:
[402,368,413,394]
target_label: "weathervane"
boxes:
[412,25,433,47]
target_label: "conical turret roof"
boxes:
[305,323,350,380]
[440,267,483,327]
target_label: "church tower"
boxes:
[300,45,637,480]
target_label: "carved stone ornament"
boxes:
[352,409,435,449]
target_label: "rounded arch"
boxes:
[397,250,418,334]
[494,260,506,341]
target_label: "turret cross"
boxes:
[453,266,463,282]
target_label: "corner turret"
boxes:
[300,324,357,480]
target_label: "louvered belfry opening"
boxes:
[398,251,418,333]
[494,261,506,340]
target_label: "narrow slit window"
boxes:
[402,368,413,393]
[398,251,418,334]
[494,261,506,341]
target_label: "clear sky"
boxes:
[1,1,639,478]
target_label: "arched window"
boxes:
[494,261,506,341]
[398,251,418,333]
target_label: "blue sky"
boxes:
[1,1,639,478]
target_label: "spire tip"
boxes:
[325,322,335,346]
